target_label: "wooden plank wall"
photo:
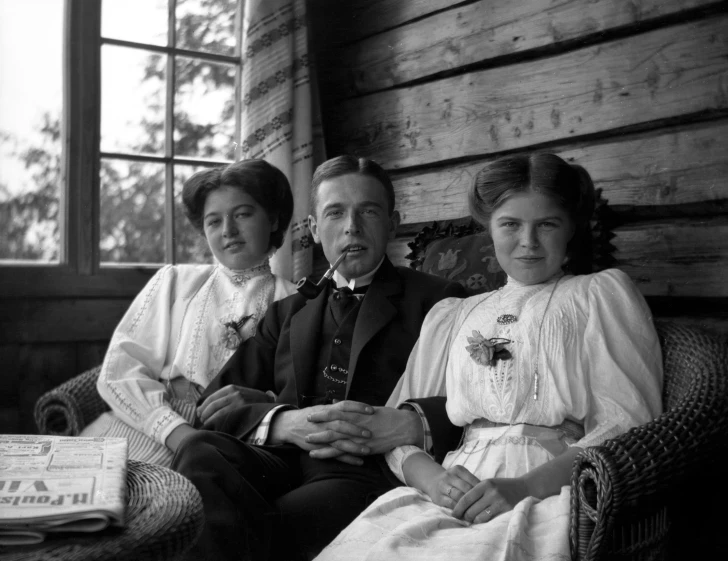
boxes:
[1,269,153,434]
[0,299,128,434]
[310,0,728,335]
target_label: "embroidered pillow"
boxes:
[421,233,506,295]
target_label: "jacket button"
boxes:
[333,338,342,345]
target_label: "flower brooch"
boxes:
[465,330,512,367]
[222,315,253,350]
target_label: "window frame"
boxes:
[1,0,243,298]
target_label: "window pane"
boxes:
[0,0,62,262]
[102,0,168,47]
[101,46,166,155]
[100,159,165,264]
[175,57,236,160]
[174,165,215,265]
[176,0,238,56]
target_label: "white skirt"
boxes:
[315,423,574,561]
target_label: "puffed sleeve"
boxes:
[385,297,463,483]
[97,265,189,446]
[574,269,663,449]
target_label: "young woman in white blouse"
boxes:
[81,159,297,467]
[316,153,664,561]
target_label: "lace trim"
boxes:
[206,273,276,379]
[104,375,143,424]
[150,410,178,443]
[503,271,564,290]
[168,270,278,395]
[102,269,171,423]
[459,434,547,454]
[184,272,217,378]
[128,266,168,336]
[217,259,272,286]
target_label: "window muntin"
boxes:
[99,159,166,264]
[101,0,168,48]
[0,0,243,279]
[176,0,237,56]
[99,0,242,266]
[174,56,237,160]
[174,164,211,264]
[100,46,166,156]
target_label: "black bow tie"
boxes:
[332,286,368,301]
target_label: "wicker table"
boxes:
[0,460,204,561]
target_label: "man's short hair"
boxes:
[310,155,395,217]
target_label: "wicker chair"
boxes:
[29,370,205,561]
[0,459,204,561]
[570,319,728,561]
[34,365,109,437]
[34,321,728,560]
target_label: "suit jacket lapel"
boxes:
[346,258,401,398]
[290,285,329,400]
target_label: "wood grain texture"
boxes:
[0,265,156,298]
[319,0,721,97]
[0,343,78,434]
[390,119,728,225]
[309,0,461,47]
[614,216,728,296]
[77,341,109,373]
[653,315,728,338]
[387,216,728,297]
[0,298,131,344]
[325,16,728,169]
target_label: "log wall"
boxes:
[1,268,151,434]
[310,0,728,335]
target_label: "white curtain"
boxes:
[238,0,325,282]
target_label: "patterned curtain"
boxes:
[238,0,325,282]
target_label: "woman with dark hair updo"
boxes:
[81,159,296,467]
[316,153,663,561]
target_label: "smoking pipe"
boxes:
[296,250,349,299]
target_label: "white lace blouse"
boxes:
[385,268,664,482]
[96,261,296,446]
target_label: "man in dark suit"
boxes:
[172,156,465,560]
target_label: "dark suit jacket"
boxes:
[199,257,466,462]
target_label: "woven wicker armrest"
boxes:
[34,365,111,436]
[0,460,204,561]
[570,321,728,561]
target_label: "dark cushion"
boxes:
[421,232,506,295]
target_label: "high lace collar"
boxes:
[502,271,565,291]
[218,258,272,286]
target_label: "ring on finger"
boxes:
[446,486,453,498]
[485,508,492,516]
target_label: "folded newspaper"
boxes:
[0,435,127,546]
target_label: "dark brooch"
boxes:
[465,330,512,367]
[221,315,253,350]
[496,314,518,325]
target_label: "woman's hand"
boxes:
[452,477,529,523]
[451,446,583,523]
[197,384,275,425]
[424,465,480,509]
